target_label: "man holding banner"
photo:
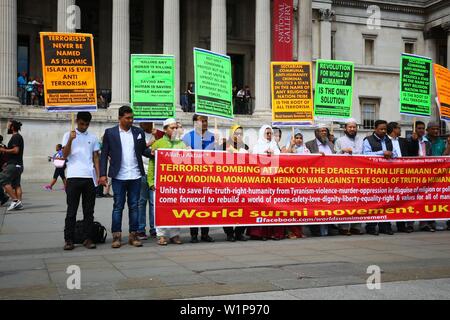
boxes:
[419,121,450,232]
[183,114,217,243]
[363,120,397,236]
[149,118,186,245]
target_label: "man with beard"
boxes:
[334,119,364,236]
[306,124,336,237]
[305,124,335,156]
[387,121,420,234]
[363,120,397,235]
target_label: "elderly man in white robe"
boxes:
[334,119,364,236]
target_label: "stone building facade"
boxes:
[0,0,449,180]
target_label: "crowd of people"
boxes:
[50,107,450,251]
[181,82,253,114]
[1,107,449,251]
[17,72,44,106]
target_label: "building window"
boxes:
[364,39,374,65]
[360,99,380,129]
[404,42,414,54]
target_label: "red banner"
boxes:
[155,150,450,228]
[273,0,294,61]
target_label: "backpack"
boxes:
[74,220,107,244]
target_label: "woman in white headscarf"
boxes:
[252,125,281,155]
[247,125,285,241]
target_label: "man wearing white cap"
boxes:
[334,119,363,155]
[305,123,335,156]
[148,118,187,245]
[334,119,364,236]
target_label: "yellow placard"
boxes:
[40,32,97,112]
[434,63,450,121]
[271,61,314,124]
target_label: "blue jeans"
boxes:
[111,178,141,233]
[138,176,155,234]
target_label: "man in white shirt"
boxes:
[334,119,364,236]
[62,112,100,250]
[99,106,151,248]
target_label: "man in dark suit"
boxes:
[387,122,419,158]
[387,122,419,233]
[99,106,151,249]
[305,124,336,237]
[305,125,336,156]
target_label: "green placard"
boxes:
[314,60,354,119]
[193,48,233,119]
[399,54,432,117]
[131,55,175,121]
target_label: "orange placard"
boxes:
[434,63,450,121]
[271,61,314,125]
[40,32,97,112]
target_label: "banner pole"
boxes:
[413,117,417,133]
[71,113,75,131]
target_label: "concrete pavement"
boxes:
[1,182,450,300]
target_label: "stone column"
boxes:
[97,0,112,91]
[298,0,312,62]
[57,0,76,32]
[319,8,334,60]
[164,0,180,106]
[254,0,271,113]
[0,0,19,105]
[211,0,227,55]
[110,0,130,109]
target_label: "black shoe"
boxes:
[380,229,394,235]
[64,241,75,250]
[366,229,379,236]
[406,226,414,233]
[350,228,363,235]
[397,227,411,233]
[190,235,199,243]
[420,225,435,232]
[235,234,247,241]
[339,228,352,236]
[201,235,215,243]
[226,234,236,242]
[83,239,97,249]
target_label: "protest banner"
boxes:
[400,54,432,117]
[314,60,354,120]
[40,32,97,112]
[155,150,450,228]
[272,0,294,62]
[131,55,175,122]
[193,48,233,120]
[434,63,450,121]
[271,62,313,125]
